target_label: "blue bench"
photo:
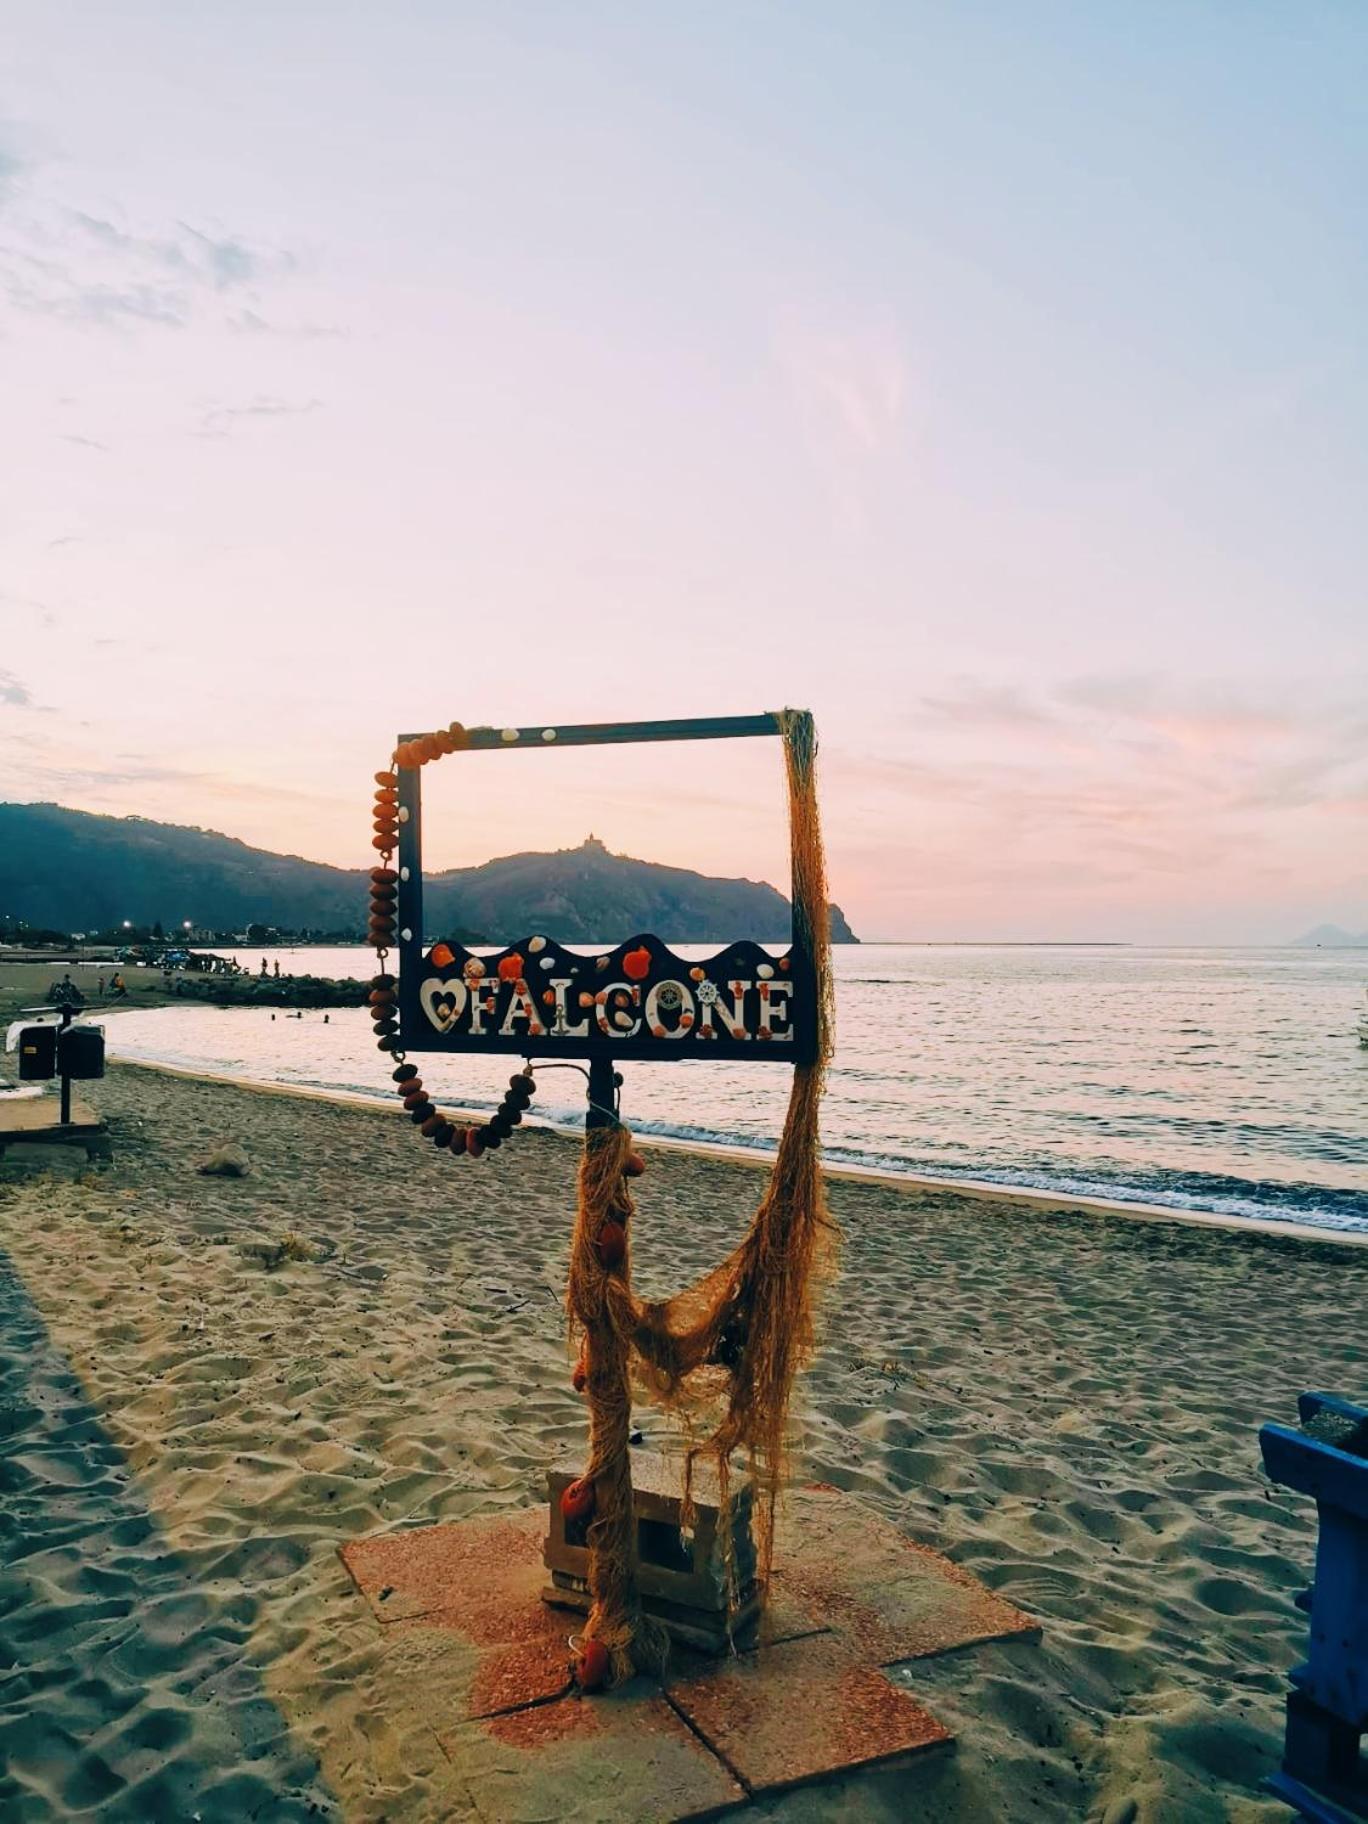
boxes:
[1260,1392,1368,1821]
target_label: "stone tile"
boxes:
[437,1685,746,1822]
[340,1507,546,1628]
[376,1612,572,1725]
[773,1485,1040,1664]
[667,1634,951,1795]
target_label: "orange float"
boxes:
[560,1477,594,1524]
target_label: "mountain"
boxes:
[1291,923,1368,949]
[0,805,857,944]
[424,836,856,943]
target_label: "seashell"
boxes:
[542,990,556,1007]
[528,935,546,953]
[500,726,519,743]
[429,942,455,969]
[497,952,524,982]
[397,805,410,822]
[541,727,558,743]
[595,955,609,972]
[778,955,789,971]
[464,958,485,979]
[579,992,594,1009]
[757,963,774,979]
[689,966,705,982]
[540,955,555,970]
[623,945,651,982]
[679,1012,694,1029]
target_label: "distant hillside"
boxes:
[1291,923,1368,949]
[0,805,857,944]
[425,836,856,943]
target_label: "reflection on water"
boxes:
[106,944,1368,1234]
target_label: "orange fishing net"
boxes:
[564,709,836,1683]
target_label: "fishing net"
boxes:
[564,708,836,1682]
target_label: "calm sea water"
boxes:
[103,944,1368,1235]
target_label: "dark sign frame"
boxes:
[394,715,818,1065]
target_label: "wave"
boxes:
[618,1115,1368,1235]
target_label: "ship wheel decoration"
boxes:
[364,713,834,1689]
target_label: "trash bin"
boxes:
[56,1024,106,1080]
[17,1025,57,1080]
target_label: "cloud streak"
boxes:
[194,396,322,438]
[0,137,298,333]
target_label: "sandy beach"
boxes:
[1,1055,1364,1820]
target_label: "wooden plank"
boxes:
[0,1094,103,1136]
[399,714,782,751]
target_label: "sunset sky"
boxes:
[3,4,1365,941]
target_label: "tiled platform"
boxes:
[339,1487,1039,1820]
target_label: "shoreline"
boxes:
[109,1051,1368,1253]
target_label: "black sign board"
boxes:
[394,715,818,1064]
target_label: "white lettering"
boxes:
[551,978,591,1040]
[644,980,695,1039]
[500,978,546,1038]
[596,982,641,1038]
[698,980,751,1040]
[764,979,794,1041]
[420,975,466,1032]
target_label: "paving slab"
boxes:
[342,1509,575,1722]
[437,1685,746,1822]
[341,1508,548,1628]
[668,1634,951,1796]
[773,1484,1040,1664]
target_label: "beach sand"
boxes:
[1,1060,1364,1821]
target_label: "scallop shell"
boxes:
[528,935,546,953]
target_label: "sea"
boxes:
[101,943,1368,1236]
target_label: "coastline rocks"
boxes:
[197,1142,251,1178]
[173,972,370,1011]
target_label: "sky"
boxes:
[1,2,1365,942]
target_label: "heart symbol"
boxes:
[420,975,467,1032]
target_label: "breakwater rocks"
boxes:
[169,973,368,1010]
